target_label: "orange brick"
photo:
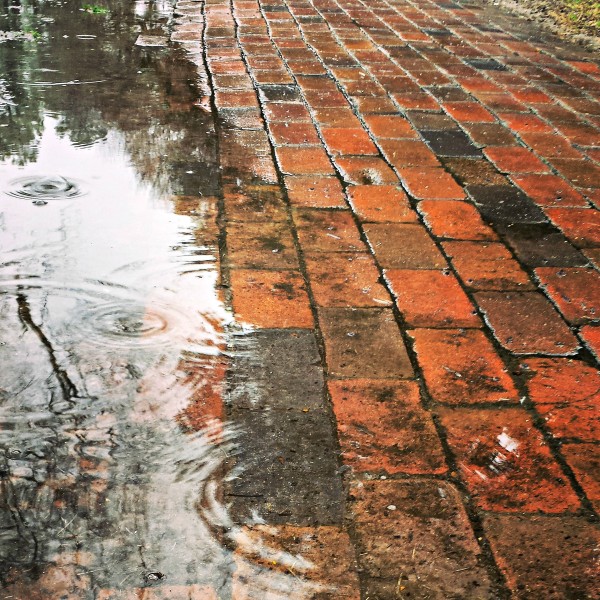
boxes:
[386,269,480,327]
[561,444,600,512]
[378,139,440,168]
[275,146,333,175]
[443,241,533,290]
[536,267,600,324]
[498,112,554,134]
[484,146,550,174]
[347,184,417,223]
[304,252,391,307]
[545,208,600,248]
[321,127,378,155]
[230,269,313,328]
[398,168,465,200]
[269,122,320,145]
[363,114,418,138]
[523,358,600,442]
[335,156,398,185]
[328,379,446,474]
[418,200,497,241]
[443,101,496,123]
[410,328,519,404]
[580,324,600,359]
[439,407,580,512]
[511,174,588,207]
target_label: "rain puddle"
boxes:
[0,1,324,597]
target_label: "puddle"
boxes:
[0,0,325,597]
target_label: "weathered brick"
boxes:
[475,291,579,354]
[523,358,600,442]
[561,444,600,512]
[349,480,494,599]
[418,200,498,241]
[386,269,480,327]
[410,329,519,404]
[484,146,550,174]
[275,146,334,175]
[545,208,600,248]
[230,269,313,328]
[293,208,365,252]
[335,156,398,185]
[398,167,465,199]
[347,184,417,223]
[365,223,446,269]
[321,127,379,155]
[328,379,446,474]
[319,308,413,379]
[440,407,580,512]
[511,174,588,207]
[284,175,346,208]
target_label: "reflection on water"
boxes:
[0,0,324,597]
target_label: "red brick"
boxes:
[378,139,440,168]
[457,76,502,93]
[561,444,600,512]
[545,208,600,247]
[318,308,413,378]
[321,127,378,155]
[536,267,600,324]
[419,200,498,241]
[440,407,580,512]
[511,86,553,103]
[443,101,496,123]
[264,101,312,122]
[519,132,583,159]
[313,107,361,127]
[275,146,333,175]
[305,252,391,307]
[349,480,493,599]
[328,380,446,474]
[462,122,517,147]
[214,89,258,108]
[549,158,600,188]
[398,168,465,200]
[284,175,346,208]
[475,291,579,354]
[443,241,533,290]
[363,114,418,138]
[410,329,519,404]
[484,146,549,174]
[498,112,554,134]
[386,270,480,327]
[483,514,600,598]
[555,121,600,146]
[580,324,600,359]
[475,92,527,113]
[364,223,446,269]
[230,269,313,328]
[294,208,365,252]
[335,156,398,185]
[511,174,588,207]
[347,185,417,223]
[226,221,299,269]
[523,357,600,442]
[391,92,440,111]
[269,122,320,145]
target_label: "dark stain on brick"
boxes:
[468,185,547,224]
[421,130,483,157]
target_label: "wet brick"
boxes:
[226,329,326,411]
[406,111,461,131]
[293,208,365,252]
[228,409,344,525]
[321,127,378,155]
[335,156,398,185]
[418,200,498,241]
[349,480,494,599]
[328,379,446,474]
[304,252,392,307]
[510,174,588,207]
[363,115,424,139]
[378,139,441,168]
[347,185,416,223]
[523,358,600,442]
[482,514,600,599]
[364,223,447,269]
[443,101,496,123]
[275,146,334,175]
[465,58,507,71]
[545,208,600,248]
[97,586,217,599]
[226,221,299,269]
[497,223,587,267]
[439,407,580,512]
[230,270,313,329]
[580,324,600,359]
[550,159,600,188]
[410,329,519,404]
[461,122,517,147]
[398,168,465,199]
[386,269,480,327]
[442,157,507,187]
[474,291,579,355]
[284,176,346,208]
[269,122,320,145]
[561,444,600,512]
[536,267,600,324]
[318,308,413,379]
[443,240,533,290]
[467,185,547,224]
[420,129,483,157]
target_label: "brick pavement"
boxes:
[170,0,600,597]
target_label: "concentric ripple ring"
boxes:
[5,175,85,200]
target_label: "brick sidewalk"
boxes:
[175,0,600,597]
